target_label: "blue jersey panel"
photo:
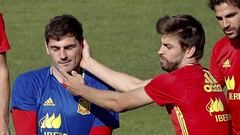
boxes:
[11,67,119,135]
[85,71,119,128]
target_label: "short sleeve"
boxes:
[144,74,186,106]
[11,74,37,111]
[91,105,119,129]
[0,13,10,53]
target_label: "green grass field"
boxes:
[0,0,225,134]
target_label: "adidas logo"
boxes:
[223,59,231,68]
[203,70,223,92]
[43,98,55,106]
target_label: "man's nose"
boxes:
[222,18,230,28]
[157,46,164,55]
[60,49,68,60]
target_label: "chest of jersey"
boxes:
[36,77,94,135]
[219,47,240,102]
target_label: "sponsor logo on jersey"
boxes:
[43,98,56,106]
[222,59,231,68]
[77,98,91,115]
[203,70,222,92]
[205,98,231,122]
[215,113,231,122]
[229,93,240,100]
[39,113,62,132]
[206,98,224,116]
[43,132,67,135]
[225,76,235,90]
[205,97,232,122]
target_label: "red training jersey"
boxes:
[145,64,231,135]
[0,13,10,53]
[210,36,240,134]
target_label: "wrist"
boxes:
[0,113,9,124]
[78,84,88,97]
[0,116,9,134]
[81,57,94,71]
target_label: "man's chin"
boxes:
[64,68,81,75]
[61,68,72,74]
[225,32,239,40]
[161,65,170,72]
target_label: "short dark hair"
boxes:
[45,14,83,44]
[156,15,205,60]
[208,0,240,10]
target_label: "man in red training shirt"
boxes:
[60,15,232,135]
[209,0,240,134]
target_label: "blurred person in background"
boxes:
[209,0,240,134]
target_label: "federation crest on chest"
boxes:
[77,98,91,115]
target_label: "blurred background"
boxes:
[0,0,224,134]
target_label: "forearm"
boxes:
[79,85,125,112]
[0,58,10,132]
[0,79,10,130]
[73,84,152,113]
[82,57,147,92]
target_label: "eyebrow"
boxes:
[49,43,77,48]
[216,11,238,19]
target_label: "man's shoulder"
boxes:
[156,65,203,81]
[152,72,176,83]
[210,36,231,56]
[15,66,50,83]
[84,71,114,90]
[213,36,230,49]
[84,71,103,83]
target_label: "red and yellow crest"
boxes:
[77,98,91,115]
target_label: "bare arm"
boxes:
[80,40,151,92]
[79,85,153,112]
[0,53,10,135]
[61,70,153,112]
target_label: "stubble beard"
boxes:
[160,60,180,73]
[224,26,240,40]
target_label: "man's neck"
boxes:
[178,58,199,69]
[229,37,240,49]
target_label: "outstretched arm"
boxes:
[80,40,151,92]
[61,71,153,112]
[0,53,10,135]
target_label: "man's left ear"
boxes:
[185,46,196,58]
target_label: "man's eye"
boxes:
[65,44,77,50]
[166,45,172,49]
[216,17,222,20]
[65,46,75,50]
[51,47,59,51]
